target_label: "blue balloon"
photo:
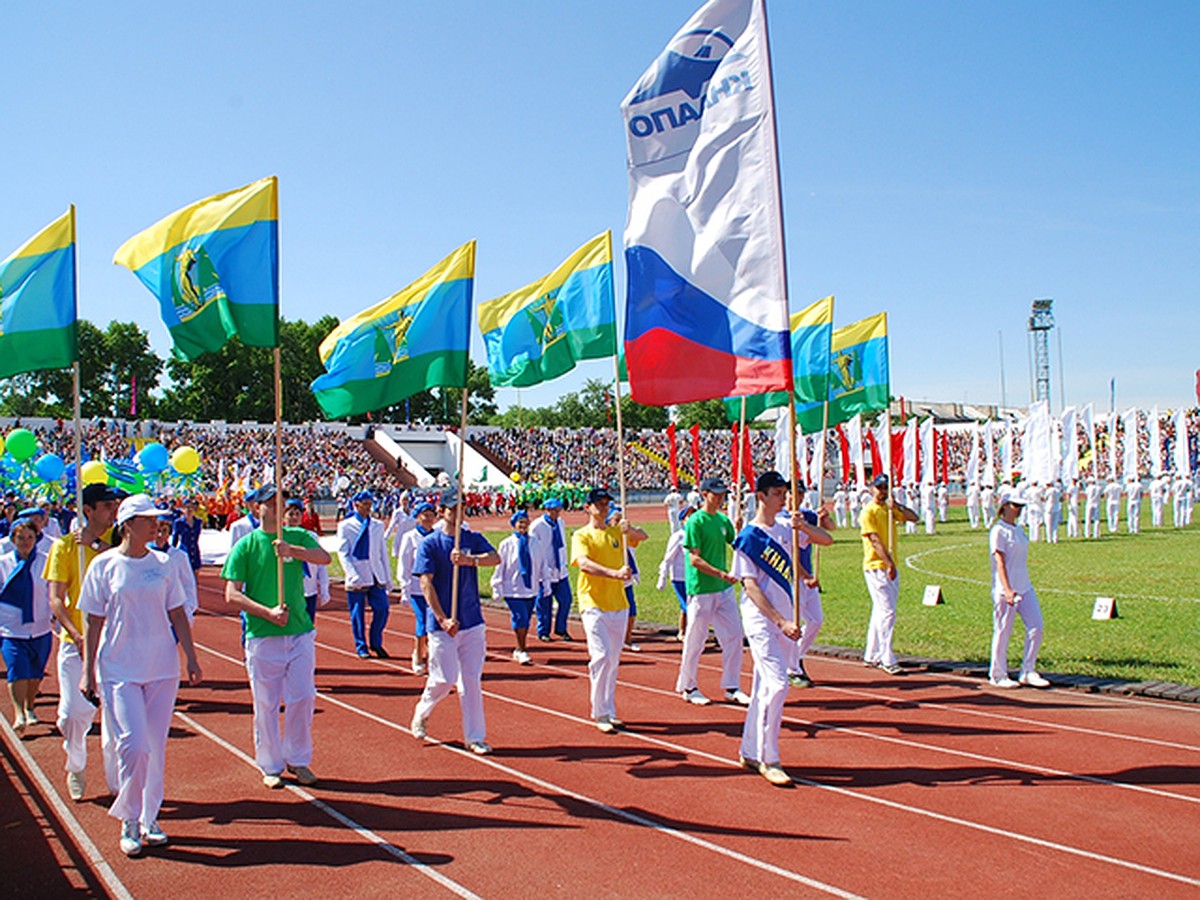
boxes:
[35,453,65,482]
[138,442,169,473]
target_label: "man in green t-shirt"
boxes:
[221,485,331,789]
[674,478,751,707]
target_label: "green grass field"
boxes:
[466,508,1200,687]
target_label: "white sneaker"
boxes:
[412,658,427,676]
[119,820,142,856]
[758,762,792,786]
[411,712,428,739]
[724,689,752,706]
[66,771,85,801]
[989,677,1021,689]
[142,821,169,847]
[682,688,711,706]
[468,741,493,755]
[513,649,532,665]
[1019,671,1051,688]
[596,716,616,734]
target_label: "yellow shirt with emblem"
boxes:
[571,524,628,613]
[859,500,904,571]
[42,532,108,643]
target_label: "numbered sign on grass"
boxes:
[922,585,944,606]
[1092,596,1118,620]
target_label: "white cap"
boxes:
[116,493,163,526]
[997,486,1026,508]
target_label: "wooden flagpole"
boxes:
[274,347,285,609]
[812,401,830,581]
[70,206,86,586]
[612,357,629,559]
[734,398,747,520]
[450,387,469,621]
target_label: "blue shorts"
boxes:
[408,595,429,638]
[624,586,637,617]
[504,597,535,630]
[671,580,688,612]
[1,633,52,682]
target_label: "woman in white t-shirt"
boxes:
[988,487,1048,689]
[80,495,202,858]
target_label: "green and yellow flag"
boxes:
[477,232,616,388]
[114,177,279,360]
[0,208,78,378]
[312,242,475,419]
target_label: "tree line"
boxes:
[0,317,736,431]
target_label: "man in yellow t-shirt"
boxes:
[860,474,918,676]
[571,487,646,733]
[44,483,121,801]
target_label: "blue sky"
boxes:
[3,0,1197,415]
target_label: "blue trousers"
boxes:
[536,577,573,638]
[348,585,390,653]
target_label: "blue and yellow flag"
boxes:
[0,208,77,378]
[815,311,889,429]
[477,232,616,388]
[312,242,475,419]
[724,296,834,426]
[113,177,278,360]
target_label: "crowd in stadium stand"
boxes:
[9,410,1199,529]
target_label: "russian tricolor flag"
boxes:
[621,0,791,406]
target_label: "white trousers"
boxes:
[103,676,178,827]
[967,500,980,529]
[1126,500,1141,533]
[1151,498,1164,527]
[863,569,899,667]
[57,641,117,790]
[924,509,935,534]
[581,607,627,720]
[989,588,1044,681]
[1106,501,1120,533]
[786,583,824,672]
[416,624,487,744]
[1085,504,1101,538]
[245,631,317,775]
[674,588,743,694]
[739,604,789,766]
[1066,508,1079,537]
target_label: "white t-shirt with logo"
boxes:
[79,549,186,684]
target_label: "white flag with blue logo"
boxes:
[621,0,790,406]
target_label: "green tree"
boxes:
[99,321,163,418]
[675,399,733,431]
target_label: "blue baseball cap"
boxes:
[352,490,373,503]
[285,498,304,511]
[510,509,529,527]
[754,471,789,493]
[543,497,564,510]
[412,501,435,516]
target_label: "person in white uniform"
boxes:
[383,492,415,574]
[937,482,949,523]
[1084,478,1103,538]
[1064,479,1080,538]
[397,502,437,674]
[80,494,202,856]
[1025,483,1044,542]
[832,484,848,529]
[1104,478,1123,533]
[1148,474,1167,528]
[663,487,685,534]
[337,490,393,659]
[980,483,996,527]
[491,510,542,665]
[966,481,982,529]
[731,471,832,786]
[1042,481,1061,544]
[921,481,936,535]
[987,487,1048,689]
[1125,478,1143,534]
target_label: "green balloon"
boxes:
[5,428,38,462]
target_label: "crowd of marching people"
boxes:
[2,406,1198,857]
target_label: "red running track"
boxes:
[2,570,1199,898]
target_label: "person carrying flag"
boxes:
[731,471,832,786]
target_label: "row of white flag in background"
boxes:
[772,404,1194,490]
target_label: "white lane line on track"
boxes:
[184,645,480,900]
[904,543,1200,603]
[0,717,134,900]
[307,630,1200,889]
[195,633,859,898]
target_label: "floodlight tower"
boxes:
[1028,299,1055,406]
